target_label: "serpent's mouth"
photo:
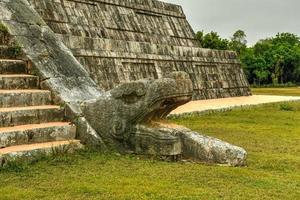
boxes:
[132,94,248,166]
[140,94,192,124]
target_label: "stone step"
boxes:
[0,45,22,59]
[0,90,52,108]
[0,59,27,74]
[0,122,76,148]
[0,74,38,89]
[0,46,11,59]
[0,140,83,165]
[0,105,64,127]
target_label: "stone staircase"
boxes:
[0,36,81,163]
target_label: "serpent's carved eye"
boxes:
[119,91,144,104]
[111,81,147,104]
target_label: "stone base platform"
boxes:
[170,95,300,115]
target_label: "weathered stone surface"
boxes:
[0,90,52,108]
[0,0,102,104]
[0,140,83,166]
[0,31,10,46]
[0,0,248,166]
[0,122,76,148]
[0,45,22,59]
[74,117,106,149]
[0,106,64,127]
[82,72,247,166]
[133,125,182,156]
[0,59,27,74]
[0,74,38,89]
[26,0,251,100]
[0,3,82,164]
[82,72,193,149]
[179,128,247,166]
[133,124,246,166]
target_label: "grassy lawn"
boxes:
[1,102,300,199]
[252,87,300,96]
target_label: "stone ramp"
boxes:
[170,95,300,115]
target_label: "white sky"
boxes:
[162,0,299,45]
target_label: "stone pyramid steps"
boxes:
[0,89,52,107]
[0,59,27,74]
[0,140,82,161]
[0,74,39,89]
[0,105,65,127]
[0,45,22,59]
[0,40,81,164]
[0,122,76,148]
[0,32,11,46]
[0,45,9,57]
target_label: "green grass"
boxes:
[1,102,300,199]
[252,87,300,96]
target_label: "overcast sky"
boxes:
[162,0,299,45]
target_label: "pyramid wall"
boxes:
[28,0,251,100]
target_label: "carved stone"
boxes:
[26,0,251,100]
[82,72,247,166]
[0,0,248,166]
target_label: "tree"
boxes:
[240,48,269,85]
[194,29,300,85]
[232,30,247,44]
[273,33,300,46]
[195,31,229,50]
[245,33,300,85]
[195,31,204,46]
[230,30,247,55]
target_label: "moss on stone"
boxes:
[0,23,10,45]
[0,23,8,33]
[5,45,22,57]
[9,45,21,56]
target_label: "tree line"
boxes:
[196,30,300,86]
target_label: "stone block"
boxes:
[0,59,27,74]
[0,106,64,127]
[0,90,52,108]
[0,122,76,148]
[0,75,38,89]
